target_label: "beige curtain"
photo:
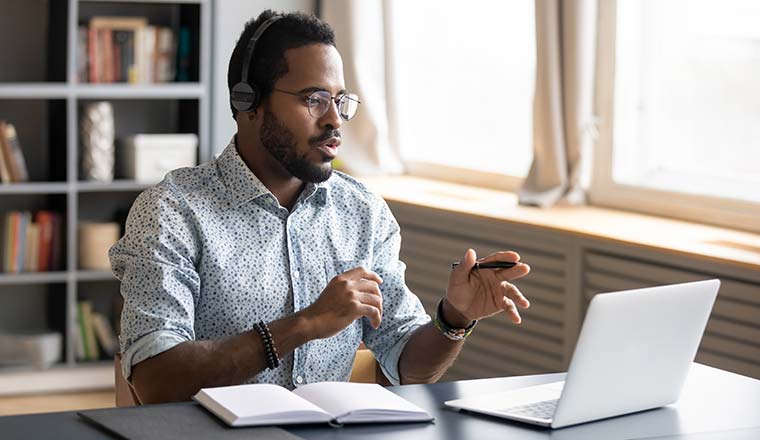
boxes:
[519,0,598,207]
[320,0,404,175]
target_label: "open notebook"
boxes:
[193,381,434,427]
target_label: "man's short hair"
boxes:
[227,10,336,120]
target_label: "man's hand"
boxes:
[445,249,531,325]
[299,267,383,339]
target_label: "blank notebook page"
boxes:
[201,383,328,418]
[293,382,427,417]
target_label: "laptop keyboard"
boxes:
[501,398,558,420]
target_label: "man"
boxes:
[110,10,530,404]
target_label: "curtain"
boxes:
[320,0,404,175]
[518,0,598,207]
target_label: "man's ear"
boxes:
[235,109,257,125]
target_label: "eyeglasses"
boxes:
[273,88,361,121]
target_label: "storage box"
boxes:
[0,332,62,369]
[78,222,120,270]
[118,134,198,182]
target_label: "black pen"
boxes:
[451,261,518,270]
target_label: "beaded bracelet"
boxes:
[434,298,477,341]
[253,321,280,370]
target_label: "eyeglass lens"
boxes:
[308,91,360,121]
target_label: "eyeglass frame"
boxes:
[272,88,361,121]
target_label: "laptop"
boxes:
[444,279,720,429]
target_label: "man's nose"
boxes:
[319,99,342,130]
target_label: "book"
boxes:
[34,211,54,272]
[141,26,156,83]
[13,212,29,273]
[91,312,119,356]
[2,123,29,182]
[176,27,191,82]
[77,26,88,83]
[78,301,100,360]
[1,212,11,271]
[102,28,114,83]
[0,121,11,183]
[24,223,39,272]
[89,16,147,84]
[88,26,99,83]
[193,381,433,427]
[0,121,16,183]
[50,212,63,271]
[77,301,90,360]
[155,27,176,82]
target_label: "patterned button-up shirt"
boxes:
[110,139,430,389]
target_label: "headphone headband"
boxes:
[231,15,282,113]
[240,16,282,84]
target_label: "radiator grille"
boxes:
[584,251,760,379]
[390,203,568,380]
[386,201,760,382]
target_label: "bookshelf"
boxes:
[0,0,210,393]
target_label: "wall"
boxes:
[211,0,317,156]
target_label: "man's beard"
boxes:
[259,109,333,183]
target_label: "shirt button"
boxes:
[296,375,304,384]
[293,270,300,279]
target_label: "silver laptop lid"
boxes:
[552,279,720,428]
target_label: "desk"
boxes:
[1,364,759,439]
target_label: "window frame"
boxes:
[589,0,760,233]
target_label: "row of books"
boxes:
[0,120,29,183]
[78,16,189,84]
[76,300,119,362]
[2,211,63,273]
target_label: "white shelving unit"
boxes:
[0,0,210,394]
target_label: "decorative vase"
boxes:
[81,101,115,182]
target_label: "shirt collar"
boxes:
[217,136,329,209]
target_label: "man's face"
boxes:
[258,43,345,183]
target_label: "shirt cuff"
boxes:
[120,330,189,382]
[376,316,431,386]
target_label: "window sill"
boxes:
[361,175,760,272]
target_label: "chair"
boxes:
[115,346,389,407]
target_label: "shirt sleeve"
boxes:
[362,195,431,386]
[109,183,201,381]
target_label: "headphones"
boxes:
[230,16,282,112]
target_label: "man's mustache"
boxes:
[310,130,341,146]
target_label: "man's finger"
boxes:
[452,249,477,280]
[493,262,531,281]
[343,266,383,284]
[502,296,521,324]
[357,291,383,315]
[479,251,520,263]
[355,279,382,298]
[357,303,382,329]
[501,281,530,308]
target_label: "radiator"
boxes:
[390,203,570,381]
[584,251,760,379]
[388,201,760,381]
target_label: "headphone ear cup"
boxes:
[231,81,259,112]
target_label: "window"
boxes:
[388,1,535,189]
[593,0,760,231]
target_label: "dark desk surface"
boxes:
[1,363,759,440]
